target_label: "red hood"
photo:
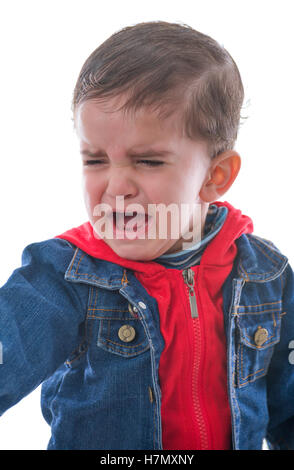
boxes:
[54,201,253,273]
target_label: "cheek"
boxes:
[180,167,207,201]
[82,174,103,211]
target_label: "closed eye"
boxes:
[83,160,104,166]
[137,160,164,167]
[83,159,164,167]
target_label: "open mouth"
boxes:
[113,211,152,235]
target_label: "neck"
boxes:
[164,201,209,255]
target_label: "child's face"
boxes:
[75,96,212,261]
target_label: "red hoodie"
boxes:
[55,201,253,450]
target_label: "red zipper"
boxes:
[182,267,209,450]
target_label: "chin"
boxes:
[106,239,168,262]
[105,241,148,261]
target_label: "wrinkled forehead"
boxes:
[74,91,187,136]
[76,106,186,164]
[74,94,211,166]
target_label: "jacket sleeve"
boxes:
[0,238,88,416]
[266,260,294,449]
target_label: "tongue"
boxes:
[115,213,147,230]
[124,215,136,223]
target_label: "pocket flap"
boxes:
[96,300,150,357]
[237,311,281,350]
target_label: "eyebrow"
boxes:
[80,149,172,158]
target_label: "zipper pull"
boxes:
[182,268,198,318]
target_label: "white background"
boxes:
[0,0,293,450]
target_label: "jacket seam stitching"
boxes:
[250,238,281,266]
[249,235,285,260]
[238,343,274,385]
[67,247,79,276]
[101,334,147,349]
[87,307,130,312]
[88,315,138,320]
[99,338,150,355]
[233,308,281,315]
[235,300,282,309]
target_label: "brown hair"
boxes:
[73,21,244,158]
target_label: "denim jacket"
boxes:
[0,233,293,450]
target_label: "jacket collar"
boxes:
[59,201,288,287]
[64,232,288,289]
[236,234,288,282]
[64,245,133,290]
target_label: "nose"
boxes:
[105,165,138,200]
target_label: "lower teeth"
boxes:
[115,214,149,232]
[117,225,144,231]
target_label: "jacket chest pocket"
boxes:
[235,305,282,387]
[95,300,150,358]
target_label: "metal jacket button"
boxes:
[128,303,138,316]
[118,325,136,342]
[254,326,269,347]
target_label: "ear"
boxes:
[199,150,241,203]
